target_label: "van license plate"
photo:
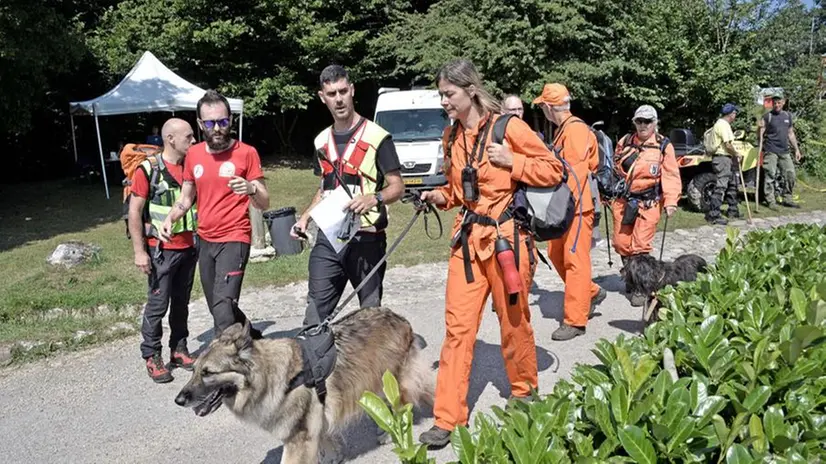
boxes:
[404,178,423,185]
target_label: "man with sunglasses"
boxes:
[611,105,681,307]
[291,64,404,327]
[160,89,270,339]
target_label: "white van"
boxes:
[373,88,450,187]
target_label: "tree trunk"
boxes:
[249,205,266,249]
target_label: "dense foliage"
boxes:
[3,0,826,180]
[363,223,826,462]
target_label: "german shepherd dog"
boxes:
[174,307,435,463]
[620,253,708,322]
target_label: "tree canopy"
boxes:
[2,0,825,180]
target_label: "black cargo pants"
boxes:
[303,231,387,326]
[198,240,257,338]
[140,246,197,359]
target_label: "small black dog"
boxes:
[620,253,708,298]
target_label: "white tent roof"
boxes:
[69,51,243,116]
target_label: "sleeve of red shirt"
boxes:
[246,146,264,181]
[183,150,195,183]
[131,168,150,199]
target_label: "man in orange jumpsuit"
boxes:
[611,105,681,306]
[533,84,607,341]
[418,59,564,448]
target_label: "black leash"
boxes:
[298,192,441,336]
[659,214,668,261]
[604,204,613,268]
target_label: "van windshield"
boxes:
[375,109,449,142]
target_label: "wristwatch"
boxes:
[374,191,384,207]
[248,183,258,196]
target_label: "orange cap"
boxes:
[532,83,570,105]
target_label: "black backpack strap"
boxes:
[491,113,515,145]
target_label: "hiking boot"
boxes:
[724,209,741,219]
[781,200,801,209]
[145,353,173,383]
[419,425,451,448]
[629,292,647,307]
[765,203,779,212]
[589,287,607,319]
[705,216,728,226]
[169,347,196,371]
[551,324,586,341]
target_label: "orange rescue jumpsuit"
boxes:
[432,113,564,431]
[611,133,681,257]
[546,117,602,328]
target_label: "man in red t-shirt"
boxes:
[129,118,198,383]
[161,90,270,340]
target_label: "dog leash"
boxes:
[659,214,668,261]
[299,193,442,335]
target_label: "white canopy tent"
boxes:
[69,51,244,199]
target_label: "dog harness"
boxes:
[285,324,337,404]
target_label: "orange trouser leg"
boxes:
[433,235,538,430]
[611,199,662,257]
[547,211,597,327]
[630,203,661,255]
[611,199,633,257]
[433,252,491,431]
[487,234,538,398]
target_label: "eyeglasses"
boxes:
[201,118,230,130]
[634,118,654,125]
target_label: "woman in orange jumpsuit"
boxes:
[418,59,564,447]
[611,105,681,307]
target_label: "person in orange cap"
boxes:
[417,59,564,448]
[532,84,606,341]
[612,105,681,306]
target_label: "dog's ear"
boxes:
[234,320,253,354]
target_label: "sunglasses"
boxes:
[634,118,654,125]
[201,118,230,130]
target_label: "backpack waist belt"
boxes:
[452,208,537,285]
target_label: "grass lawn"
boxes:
[1,164,824,359]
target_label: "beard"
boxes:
[205,129,232,152]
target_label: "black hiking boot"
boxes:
[419,425,451,448]
[781,200,801,209]
[552,324,586,341]
[725,209,741,219]
[145,353,173,384]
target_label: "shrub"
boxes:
[364,224,826,463]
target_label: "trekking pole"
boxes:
[755,138,763,213]
[737,156,754,224]
[659,214,668,261]
[603,204,613,268]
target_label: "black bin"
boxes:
[263,207,303,256]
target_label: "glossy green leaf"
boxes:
[617,425,657,464]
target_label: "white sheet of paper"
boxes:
[309,186,352,254]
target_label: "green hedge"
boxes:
[363,223,826,463]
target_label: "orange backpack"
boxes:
[119,143,162,238]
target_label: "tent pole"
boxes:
[94,105,111,199]
[239,109,244,142]
[70,113,78,163]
